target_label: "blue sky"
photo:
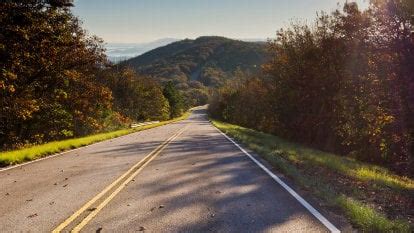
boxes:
[72,0,368,43]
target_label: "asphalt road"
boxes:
[0,108,337,232]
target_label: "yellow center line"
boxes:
[52,124,189,232]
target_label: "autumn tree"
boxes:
[1,0,111,147]
[209,0,414,175]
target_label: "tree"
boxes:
[0,0,112,147]
[100,68,170,121]
[209,1,414,175]
[369,0,414,173]
[163,82,185,118]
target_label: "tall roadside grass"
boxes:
[0,112,190,167]
[211,119,413,232]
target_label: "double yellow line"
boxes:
[53,125,189,232]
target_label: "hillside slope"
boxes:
[121,36,267,87]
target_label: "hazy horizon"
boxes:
[106,36,267,45]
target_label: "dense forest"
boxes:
[122,36,266,87]
[0,0,187,150]
[120,36,267,106]
[209,0,414,177]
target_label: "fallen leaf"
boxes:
[27,213,38,218]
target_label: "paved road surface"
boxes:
[0,108,336,232]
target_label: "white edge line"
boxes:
[0,121,162,173]
[214,126,340,233]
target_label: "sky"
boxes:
[72,0,369,43]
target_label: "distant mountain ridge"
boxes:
[121,36,267,87]
[106,38,179,63]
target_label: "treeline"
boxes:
[0,0,187,149]
[209,1,414,176]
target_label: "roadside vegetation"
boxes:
[0,112,190,167]
[212,120,413,232]
[209,0,414,177]
[0,0,189,151]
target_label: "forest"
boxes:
[120,36,267,107]
[121,36,266,88]
[0,0,187,150]
[209,0,414,177]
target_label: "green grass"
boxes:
[0,112,190,166]
[336,196,410,232]
[211,119,413,232]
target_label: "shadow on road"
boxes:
[94,108,326,232]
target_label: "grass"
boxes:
[0,112,190,167]
[336,196,410,232]
[211,119,413,232]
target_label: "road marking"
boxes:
[214,126,341,233]
[52,125,189,233]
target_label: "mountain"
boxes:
[106,38,179,63]
[121,36,267,87]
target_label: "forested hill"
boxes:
[121,36,267,87]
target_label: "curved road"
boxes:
[0,108,338,232]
